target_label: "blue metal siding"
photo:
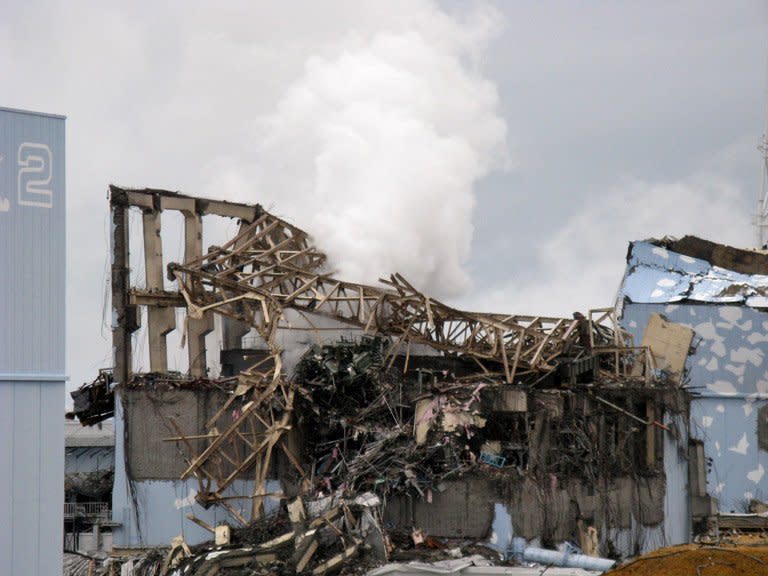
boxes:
[0,108,66,375]
[621,240,768,307]
[0,108,65,576]
[621,302,768,512]
[663,412,690,544]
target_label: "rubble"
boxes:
[68,369,115,426]
[96,188,699,573]
[64,552,101,576]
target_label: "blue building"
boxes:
[0,107,66,575]
[618,237,768,517]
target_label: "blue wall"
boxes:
[622,302,768,512]
[0,107,66,576]
[618,240,768,513]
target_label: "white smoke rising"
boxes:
[213,5,507,298]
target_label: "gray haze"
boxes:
[0,1,765,394]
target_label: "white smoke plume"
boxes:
[212,4,508,298]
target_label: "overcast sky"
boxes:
[1,1,766,393]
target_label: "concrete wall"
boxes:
[384,477,496,539]
[121,386,234,480]
[385,472,672,559]
[74,529,113,555]
[0,108,65,576]
[112,394,281,547]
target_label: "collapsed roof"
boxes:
[622,236,768,308]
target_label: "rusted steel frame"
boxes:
[181,399,262,479]
[187,211,311,268]
[207,217,281,269]
[236,248,323,284]
[182,245,579,361]
[206,392,294,506]
[216,236,318,278]
[251,388,295,519]
[214,422,285,495]
[180,362,282,478]
[167,417,210,494]
[177,262,579,373]
[180,344,291,515]
[211,237,323,282]
[186,393,294,512]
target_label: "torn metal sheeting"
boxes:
[624,240,768,306]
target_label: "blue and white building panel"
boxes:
[619,241,768,513]
[0,107,66,576]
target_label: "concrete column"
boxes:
[223,318,250,350]
[111,197,134,387]
[184,212,213,376]
[142,210,175,372]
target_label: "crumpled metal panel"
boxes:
[627,241,710,275]
[622,266,689,303]
[622,242,768,306]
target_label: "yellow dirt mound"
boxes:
[606,543,768,576]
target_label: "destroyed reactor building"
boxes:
[74,187,712,570]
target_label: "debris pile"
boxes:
[68,369,115,425]
[109,492,490,576]
[294,336,495,500]
[63,552,101,576]
[168,499,376,576]
[97,188,698,571]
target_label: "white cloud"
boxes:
[456,174,751,316]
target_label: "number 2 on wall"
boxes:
[18,142,53,209]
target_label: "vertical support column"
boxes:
[646,400,656,468]
[142,209,176,373]
[111,191,134,387]
[184,211,214,376]
[223,318,251,349]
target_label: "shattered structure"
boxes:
[88,187,698,572]
[618,236,768,526]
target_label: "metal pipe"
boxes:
[522,546,616,571]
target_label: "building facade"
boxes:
[0,107,66,575]
[618,237,768,516]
